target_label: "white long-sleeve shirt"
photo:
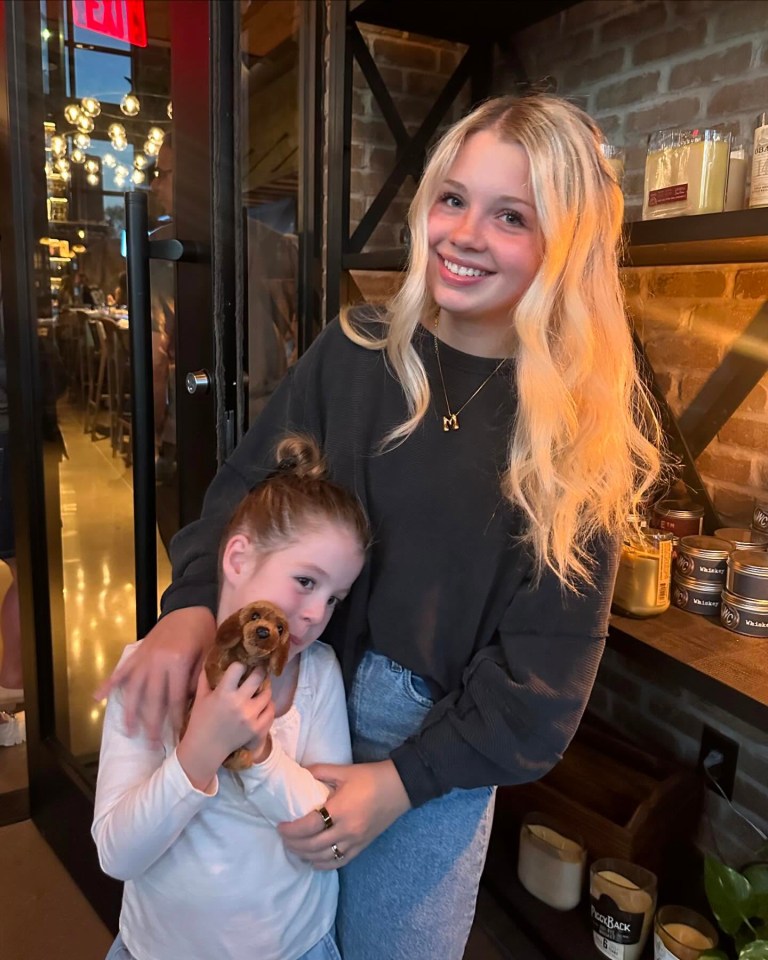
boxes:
[92,641,351,960]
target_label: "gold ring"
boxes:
[331,843,344,862]
[316,805,334,830]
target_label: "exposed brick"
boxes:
[600,4,668,47]
[611,700,693,762]
[740,382,768,415]
[439,47,464,74]
[712,486,755,525]
[634,20,708,66]
[596,113,622,138]
[633,296,688,336]
[645,695,704,741]
[596,72,661,110]
[690,301,756,335]
[352,88,371,118]
[734,269,768,299]
[376,65,405,94]
[713,0,768,41]
[669,43,754,91]
[627,97,701,135]
[352,118,395,149]
[718,417,768,449]
[566,0,627,31]
[697,451,753,486]
[372,37,437,73]
[680,374,708,408]
[563,48,625,88]
[349,270,403,304]
[762,43,768,69]
[732,775,768,834]
[351,143,366,170]
[648,271,728,298]
[621,270,643,295]
[645,336,720,370]
[654,371,675,401]
[404,70,448,99]
[709,78,768,118]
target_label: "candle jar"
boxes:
[643,128,730,219]
[601,143,626,185]
[590,859,657,960]
[652,500,705,539]
[752,498,768,535]
[715,526,768,552]
[517,812,586,911]
[654,905,718,960]
[612,527,675,618]
[675,536,730,584]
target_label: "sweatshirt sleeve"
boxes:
[390,535,620,808]
[92,649,218,881]
[238,648,352,825]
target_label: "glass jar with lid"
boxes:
[612,523,675,618]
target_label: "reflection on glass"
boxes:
[240,1,302,425]
[29,1,172,775]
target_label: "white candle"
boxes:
[517,819,586,911]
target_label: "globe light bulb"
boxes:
[55,157,70,173]
[70,149,85,164]
[112,137,128,152]
[131,169,146,184]
[86,172,99,186]
[84,158,99,174]
[115,165,130,179]
[167,101,173,119]
[120,93,140,117]
[74,132,91,150]
[80,97,101,117]
[108,122,126,140]
[64,103,81,124]
[114,175,126,188]
[76,114,94,133]
[102,153,116,169]
[133,154,148,170]
[148,126,165,144]
[143,139,160,157]
[51,135,66,157]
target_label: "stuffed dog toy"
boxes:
[183,600,291,771]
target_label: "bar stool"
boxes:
[84,318,112,440]
[102,317,132,464]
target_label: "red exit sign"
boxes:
[72,0,147,48]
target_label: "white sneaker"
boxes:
[0,710,25,746]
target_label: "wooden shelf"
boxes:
[624,208,768,266]
[609,605,768,727]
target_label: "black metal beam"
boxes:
[678,301,768,460]
[349,44,482,254]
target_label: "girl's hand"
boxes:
[177,664,274,791]
[93,606,217,740]
[276,760,410,869]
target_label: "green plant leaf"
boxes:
[744,864,768,923]
[706,855,755,935]
[739,941,768,959]
[699,952,729,960]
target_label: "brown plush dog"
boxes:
[183,600,291,772]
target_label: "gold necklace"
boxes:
[432,320,507,432]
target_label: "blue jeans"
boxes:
[104,929,341,960]
[336,651,496,960]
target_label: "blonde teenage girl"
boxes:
[97,94,662,959]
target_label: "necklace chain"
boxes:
[432,320,507,432]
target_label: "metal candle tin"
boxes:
[652,500,705,538]
[752,499,768,535]
[714,527,768,551]
[675,536,731,583]
[672,574,722,616]
[726,549,768,602]
[720,589,768,637]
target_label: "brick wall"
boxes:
[587,646,768,868]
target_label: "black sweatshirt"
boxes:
[162,315,619,808]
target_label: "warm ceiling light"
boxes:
[55,157,70,173]
[108,122,126,139]
[115,164,130,179]
[102,153,117,169]
[133,154,148,169]
[143,139,159,157]
[64,103,81,124]
[86,172,99,186]
[76,114,94,133]
[112,137,128,152]
[147,126,164,144]
[167,101,173,119]
[73,132,91,150]
[84,158,99,174]
[73,244,86,254]
[120,93,140,117]
[50,134,66,157]
[77,229,85,239]
[114,175,127,188]
[70,149,86,164]
[80,97,101,117]
[131,169,146,184]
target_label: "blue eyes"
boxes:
[437,193,526,227]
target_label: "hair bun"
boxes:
[274,434,327,481]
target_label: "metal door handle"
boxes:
[186,369,212,395]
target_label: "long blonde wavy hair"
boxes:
[341,94,663,589]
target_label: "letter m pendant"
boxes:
[442,414,459,431]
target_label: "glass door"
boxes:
[0,0,213,926]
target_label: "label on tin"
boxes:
[591,894,644,958]
[657,538,672,605]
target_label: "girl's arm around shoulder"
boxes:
[238,643,351,825]
[92,645,218,881]
[391,533,621,807]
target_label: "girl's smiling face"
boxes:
[426,129,543,355]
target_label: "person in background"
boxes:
[97,95,664,959]
[93,434,369,960]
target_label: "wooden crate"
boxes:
[493,719,700,876]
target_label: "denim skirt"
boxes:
[105,928,341,960]
[336,650,496,960]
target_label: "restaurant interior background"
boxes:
[0,0,767,955]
